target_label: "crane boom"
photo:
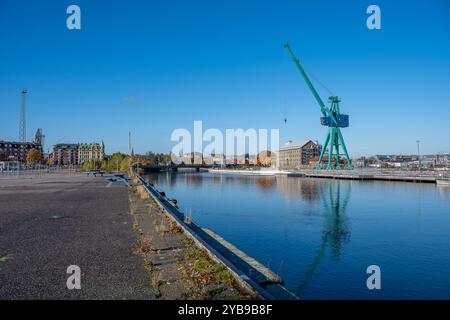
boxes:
[284,43,330,117]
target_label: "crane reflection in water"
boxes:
[296,179,351,297]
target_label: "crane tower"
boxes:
[19,89,28,142]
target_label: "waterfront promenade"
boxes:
[0,172,256,299]
[0,172,156,299]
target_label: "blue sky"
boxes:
[0,0,449,156]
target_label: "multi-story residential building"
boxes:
[52,142,105,166]
[53,144,78,165]
[77,142,105,165]
[0,141,43,163]
[278,140,321,170]
[0,129,44,163]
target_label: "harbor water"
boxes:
[144,172,450,299]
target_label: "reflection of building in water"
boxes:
[166,172,177,187]
[146,172,179,188]
[254,176,276,191]
[183,173,204,186]
[437,184,450,200]
[222,175,252,187]
[276,176,320,202]
[297,180,351,296]
[211,174,223,185]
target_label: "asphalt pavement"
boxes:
[0,173,156,299]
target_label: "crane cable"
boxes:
[282,58,289,124]
[302,64,335,97]
[283,55,335,124]
[283,59,335,125]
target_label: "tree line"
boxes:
[82,152,130,172]
[81,151,172,172]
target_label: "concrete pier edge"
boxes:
[134,174,299,300]
[207,168,448,184]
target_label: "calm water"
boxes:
[144,172,450,299]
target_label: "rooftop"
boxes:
[279,140,317,151]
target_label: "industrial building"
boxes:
[278,140,321,170]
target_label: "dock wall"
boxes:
[134,175,298,300]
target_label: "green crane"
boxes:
[284,43,352,170]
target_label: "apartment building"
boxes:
[0,141,43,163]
[77,142,105,165]
[53,144,78,165]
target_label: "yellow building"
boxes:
[77,142,105,165]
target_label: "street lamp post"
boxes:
[416,140,421,171]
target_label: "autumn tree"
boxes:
[82,160,102,171]
[99,152,130,172]
[26,148,41,164]
[145,151,171,165]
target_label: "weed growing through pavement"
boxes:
[137,236,153,254]
[0,254,14,262]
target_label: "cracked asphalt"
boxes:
[0,173,156,299]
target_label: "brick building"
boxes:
[53,144,78,165]
[0,141,43,163]
[278,140,321,170]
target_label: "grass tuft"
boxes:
[137,237,152,253]
[0,254,13,262]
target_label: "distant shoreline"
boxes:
[207,168,281,176]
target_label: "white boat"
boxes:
[436,179,450,186]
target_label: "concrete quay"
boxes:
[207,167,448,184]
[285,169,443,183]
